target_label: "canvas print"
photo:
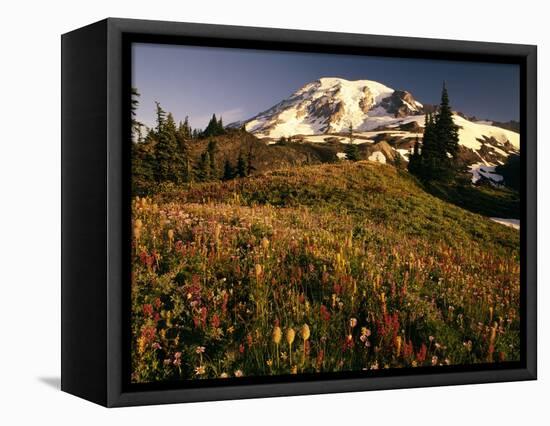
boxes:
[130,43,520,384]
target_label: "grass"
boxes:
[131,161,520,383]
[424,177,520,219]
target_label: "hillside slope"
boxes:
[131,161,520,382]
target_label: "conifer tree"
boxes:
[410,83,460,181]
[132,131,156,193]
[222,158,234,181]
[344,122,360,161]
[184,157,193,183]
[154,101,166,135]
[196,150,211,181]
[155,112,183,183]
[207,139,218,179]
[246,144,256,176]
[131,87,140,117]
[435,82,460,162]
[175,122,191,183]
[236,152,247,177]
[202,113,226,137]
[345,143,359,161]
[131,88,144,142]
[407,136,421,175]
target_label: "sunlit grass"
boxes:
[131,161,520,382]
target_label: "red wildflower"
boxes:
[211,314,221,328]
[142,303,153,317]
[316,349,325,369]
[320,305,331,322]
[140,325,156,344]
[200,307,208,328]
[416,343,427,363]
[342,334,354,352]
[221,292,229,316]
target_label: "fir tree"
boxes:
[132,132,156,193]
[175,122,191,183]
[177,116,192,140]
[131,88,144,142]
[207,139,218,179]
[236,152,247,177]
[411,83,460,181]
[154,101,166,135]
[202,113,225,137]
[131,87,140,117]
[246,144,256,176]
[394,151,403,168]
[196,150,211,181]
[222,158,235,181]
[184,157,193,183]
[345,143,359,161]
[155,112,183,183]
[344,122,360,161]
[435,82,460,162]
[407,136,421,175]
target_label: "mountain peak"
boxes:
[234,77,423,138]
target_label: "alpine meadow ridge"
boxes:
[130,73,521,384]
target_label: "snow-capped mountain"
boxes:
[229,77,520,183]
[232,77,424,138]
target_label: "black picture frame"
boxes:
[61,17,537,407]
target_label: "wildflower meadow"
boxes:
[130,161,520,383]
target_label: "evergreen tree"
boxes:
[175,122,191,183]
[207,139,218,179]
[177,117,192,140]
[131,87,140,117]
[132,132,156,193]
[435,82,460,162]
[131,88,144,142]
[394,151,403,168]
[411,83,460,181]
[196,150,211,181]
[236,152,247,177]
[222,158,235,181]
[407,136,421,175]
[184,157,193,183]
[345,143,359,161]
[155,112,183,183]
[277,136,288,145]
[246,144,256,176]
[202,113,226,137]
[154,101,166,135]
[347,122,354,145]
[344,122,360,161]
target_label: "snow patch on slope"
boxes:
[469,162,503,183]
[490,218,520,230]
[368,151,386,164]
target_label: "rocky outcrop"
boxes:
[379,91,422,117]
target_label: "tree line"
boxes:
[131,89,255,191]
[408,83,460,182]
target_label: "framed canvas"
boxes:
[61,18,537,407]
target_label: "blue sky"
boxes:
[132,43,520,130]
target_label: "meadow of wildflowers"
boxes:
[131,161,520,383]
